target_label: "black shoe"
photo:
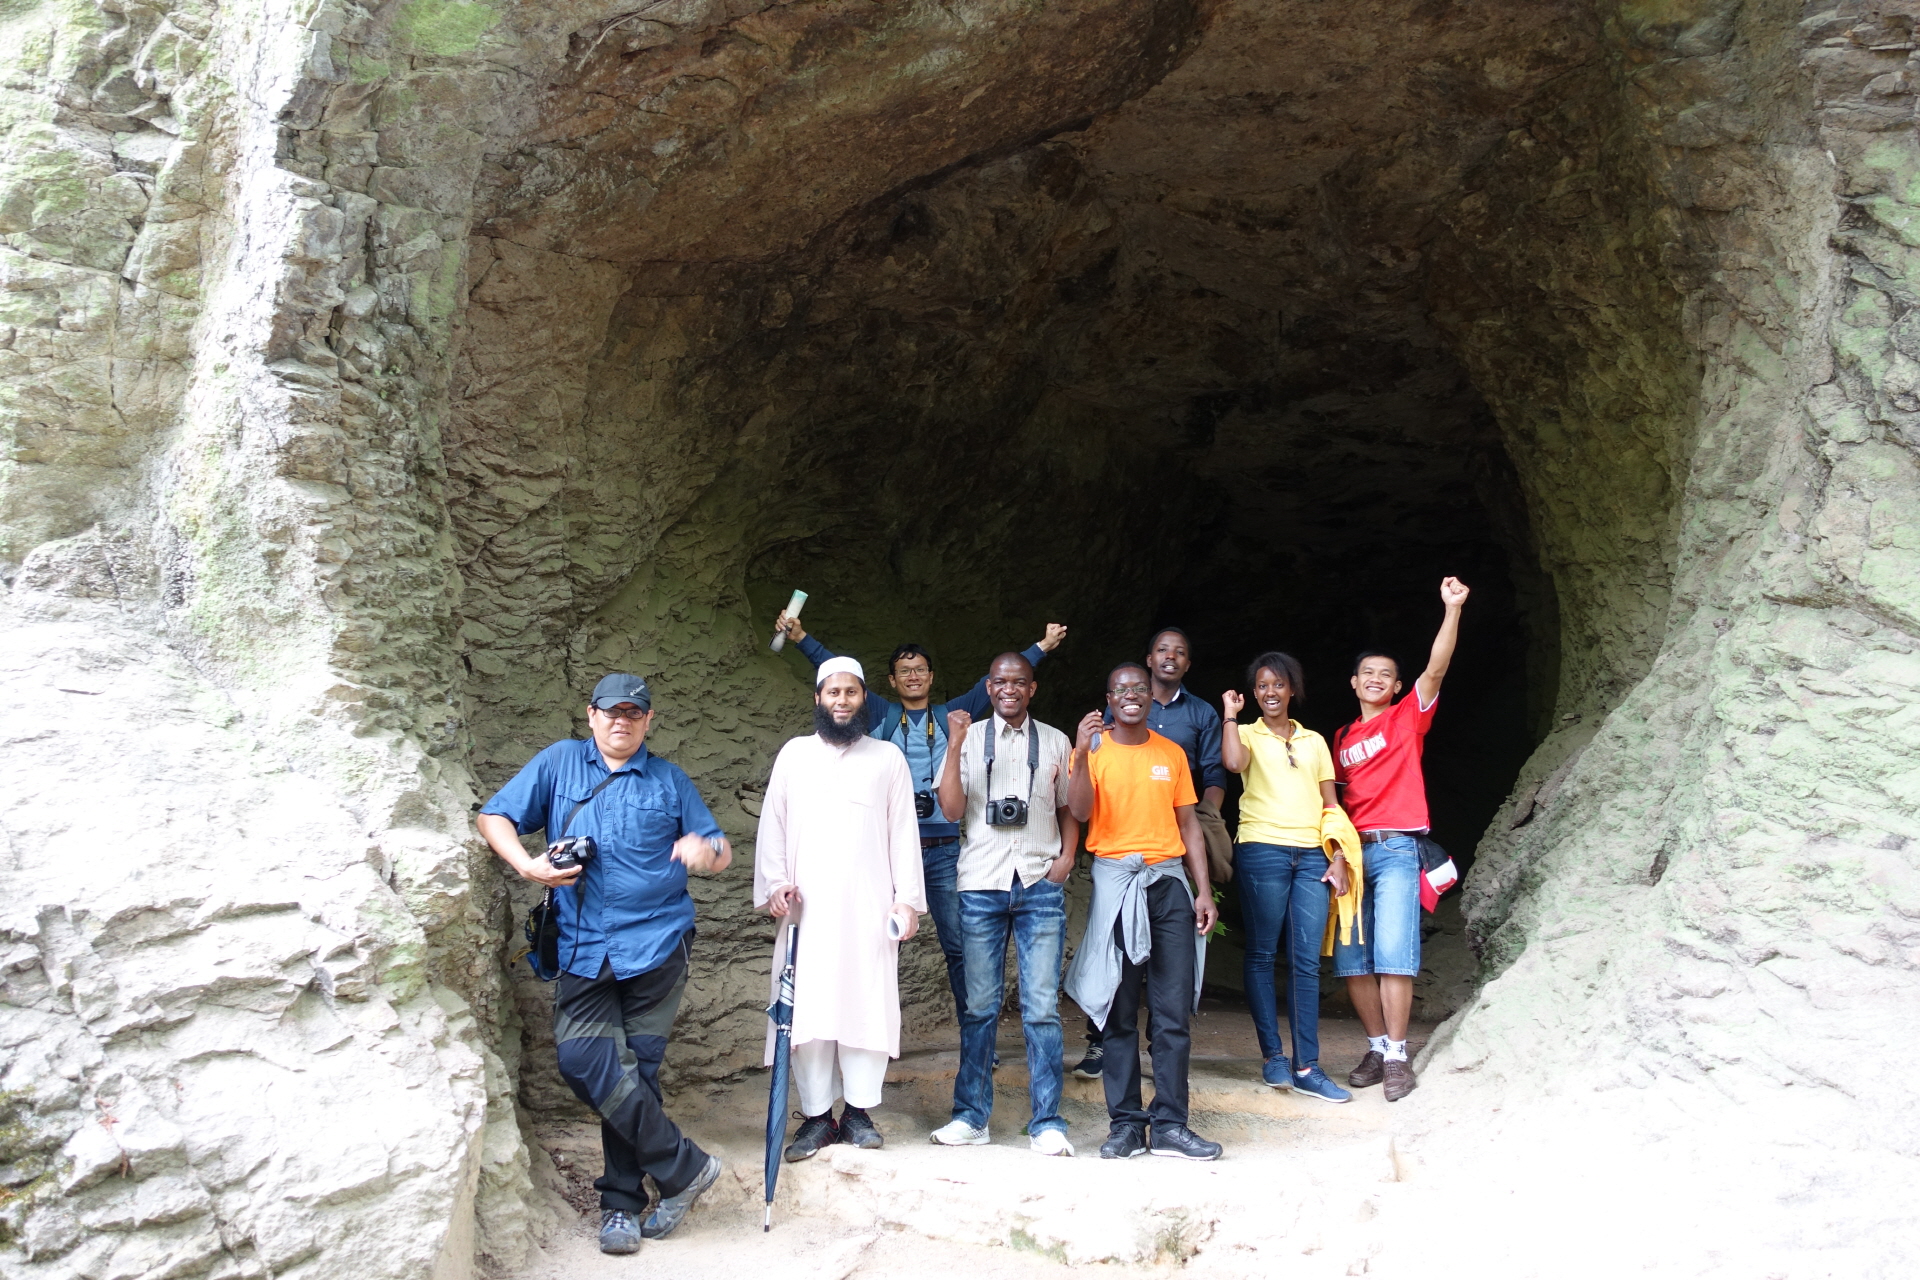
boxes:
[1072,1043,1105,1080]
[1098,1124,1148,1159]
[838,1105,884,1149]
[1150,1123,1222,1161]
[783,1111,838,1162]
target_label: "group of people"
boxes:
[475,579,1470,1254]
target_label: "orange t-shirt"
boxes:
[1076,730,1199,864]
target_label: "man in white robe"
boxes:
[755,656,927,1159]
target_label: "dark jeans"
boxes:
[1235,841,1331,1067]
[1102,876,1197,1129]
[954,874,1068,1135]
[921,838,966,1021]
[554,945,707,1210]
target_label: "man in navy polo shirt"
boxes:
[477,673,732,1256]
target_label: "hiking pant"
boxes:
[554,944,708,1211]
[1101,876,1197,1129]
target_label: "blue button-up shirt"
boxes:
[482,738,723,980]
[794,634,1049,843]
[1107,684,1227,796]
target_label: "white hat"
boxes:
[815,656,866,688]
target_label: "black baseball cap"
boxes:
[590,673,652,711]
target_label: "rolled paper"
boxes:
[770,588,808,652]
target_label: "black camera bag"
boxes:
[524,771,627,981]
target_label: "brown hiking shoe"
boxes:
[1348,1050,1385,1089]
[1383,1058,1417,1101]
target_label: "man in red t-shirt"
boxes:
[1331,577,1470,1101]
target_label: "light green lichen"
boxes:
[389,0,498,57]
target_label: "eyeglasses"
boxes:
[1109,683,1150,697]
[596,705,649,721]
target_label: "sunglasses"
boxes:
[595,705,649,721]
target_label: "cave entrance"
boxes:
[450,0,1659,1066]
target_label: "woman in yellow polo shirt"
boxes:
[1220,651,1352,1103]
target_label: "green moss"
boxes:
[390,0,499,57]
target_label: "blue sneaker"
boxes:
[599,1208,642,1254]
[1261,1054,1293,1089]
[1291,1063,1353,1103]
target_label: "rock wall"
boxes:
[2,0,1918,1274]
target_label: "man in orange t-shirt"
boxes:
[1062,663,1222,1161]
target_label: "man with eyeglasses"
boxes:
[773,610,1068,1027]
[1063,664,1223,1161]
[926,653,1078,1155]
[477,673,731,1255]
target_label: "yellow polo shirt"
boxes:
[1235,719,1335,848]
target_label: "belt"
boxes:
[921,835,959,849]
[1359,829,1424,844]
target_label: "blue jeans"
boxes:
[953,874,1068,1136]
[1331,835,1422,978]
[921,839,966,1020]
[1234,842,1331,1067]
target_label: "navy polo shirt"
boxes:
[482,738,723,980]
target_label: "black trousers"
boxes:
[1101,876,1197,1129]
[554,943,707,1210]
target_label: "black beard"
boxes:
[814,699,870,746]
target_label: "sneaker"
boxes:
[1098,1123,1148,1159]
[783,1111,838,1162]
[1030,1128,1075,1157]
[638,1154,720,1240]
[1383,1057,1417,1102]
[1261,1054,1294,1089]
[1291,1064,1353,1103]
[1072,1043,1105,1080]
[1349,1050,1385,1088]
[1149,1123,1222,1161]
[930,1118,991,1146]
[599,1208,642,1255]
[839,1105,884,1149]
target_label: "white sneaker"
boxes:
[929,1119,990,1146]
[1029,1129,1075,1157]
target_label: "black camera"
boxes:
[985,797,1029,828]
[546,835,598,871]
[914,791,936,820]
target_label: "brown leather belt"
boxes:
[1359,829,1424,844]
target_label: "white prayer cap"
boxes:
[816,656,866,688]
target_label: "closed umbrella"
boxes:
[762,922,800,1231]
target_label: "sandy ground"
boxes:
[512,1002,1432,1279]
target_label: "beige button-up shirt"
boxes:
[954,713,1073,892]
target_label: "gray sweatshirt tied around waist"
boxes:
[1063,853,1208,1032]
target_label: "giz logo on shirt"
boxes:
[1151,764,1172,781]
[1339,732,1387,769]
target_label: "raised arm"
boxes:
[936,710,971,821]
[1219,691,1249,773]
[1415,577,1471,707]
[1067,711,1101,823]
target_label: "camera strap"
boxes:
[559,769,628,839]
[981,716,1040,800]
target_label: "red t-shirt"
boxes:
[1334,692,1438,832]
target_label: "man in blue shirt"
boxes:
[1074,627,1229,1079]
[775,611,1066,1024]
[477,673,732,1255]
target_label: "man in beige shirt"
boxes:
[928,652,1079,1155]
